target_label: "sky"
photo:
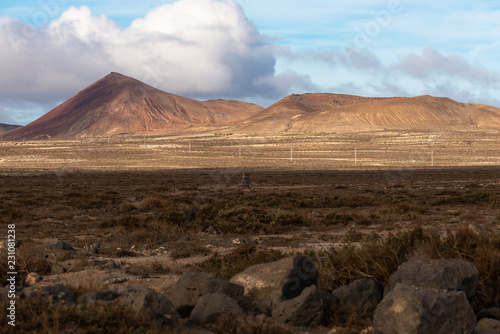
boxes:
[0,0,499,125]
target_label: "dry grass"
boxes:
[1,168,500,332]
[0,297,166,334]
[197,244,285,280]
[308,227,500,308]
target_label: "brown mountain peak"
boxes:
[5,73,261,140]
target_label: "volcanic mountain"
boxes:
[235,93,500,133]
[0,123,22,134]
[5,72,262,140]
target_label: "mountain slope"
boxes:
[5,73,262,140]
[235,93,500,133]
[0,123,22,134]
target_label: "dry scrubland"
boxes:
[0,131,500,333]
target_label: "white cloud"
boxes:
[394,47,499,84]
[0,0,306,124]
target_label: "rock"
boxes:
[47,241,76,252]
[116,286,177,323]
[78,290,119,304]
[388,257,479,298]
[166,272,244,318]
[25,272,43,285]
[230,255,318,313]
[478,308,500,321]
[332,279,384,317]
[190,293,243,325]
[272,285,324,327]
[477,318,500,332]
[22,284,76,305]
[373,283,476,334]
[51,263,67,275]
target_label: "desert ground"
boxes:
[1,130,500,170]
[1,131,499,333]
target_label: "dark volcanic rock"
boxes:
[272,285,324,327]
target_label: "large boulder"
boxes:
[166,272,244,317]
[22,284,76,305]
[190,293,243,325]
[332,279,384,317]
[477,318,500,332]
[272,285,324,327]
[388,257,479,298]
[374,283,476,334]
[230,256,318,313]
[116,286,178,323]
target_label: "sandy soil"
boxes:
[1,131,499,170]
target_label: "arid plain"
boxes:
[1,130,500,333]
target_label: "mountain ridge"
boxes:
[4,73,500,140]
[234,93,500,133]
[4,72,262,140]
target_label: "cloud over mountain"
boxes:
[0,0,307,124]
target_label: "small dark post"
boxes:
[241,173,250,189]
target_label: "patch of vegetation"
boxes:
[433,191,498,205]
[308,227,500,308]
[198,245,285,280]
[0,298,165,334]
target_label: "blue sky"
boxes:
[0,0,499,125]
